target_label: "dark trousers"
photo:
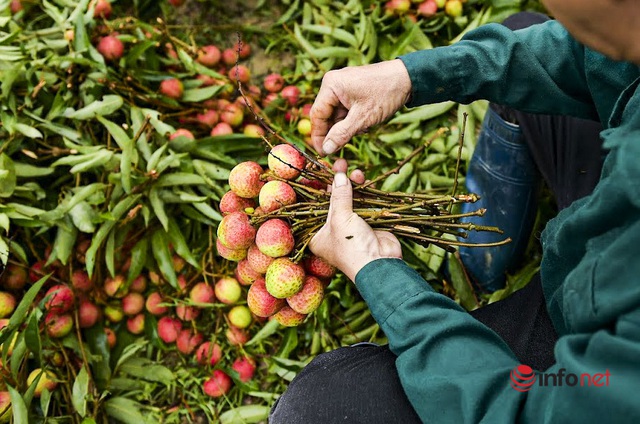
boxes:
[270,12,604,424]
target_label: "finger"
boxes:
[311,83,342,155]
[322,105,365,155]
[328,167,353,218]
[333,158,348,174]
[349,169,365,185]
[374,231,403,258]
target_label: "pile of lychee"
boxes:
[216,144,336,327]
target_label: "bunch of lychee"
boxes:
[384,0,462,19]
[216,144,336,327]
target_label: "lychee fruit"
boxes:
[203,370,232,398]
[43,285,74,313]
[195,341,222,365]
[259,181,297,213]
[169,128,194,141]
[26,369,57,397]
[228,65,251,84]
[297,118,312,136]
[71,270,93,293]
[45,312,74,338]
[273,306,307,327]
[196,110,219,128]
[287,275,324,314]
[263,73,284,93]
[104,304,124,323]
[221,48,237,66]
[78,300,101,328]
[219,191,256,215]
[29,260,47,283]
[219,102,244,127]
[214,277,241,304]
[159,78,184,100]
[197,45,221,68]
[216,239,248,262]
[126,313,145,335]
[247,244,274,274]
[105,328,117,348]
[145,292,168,316]
[232,356,256,382]
[1,263,27,290]
[157,316,182,343]
[0,292,16,318]
[217,211,256,250]
[122,292,145,316]
[225,326,249,346]
[234,259,262,286]
[97,35,124,62]
[255,219,295,258]
[417,0,438,16]
[247,278,285,317]
[190,282,215,305]
[280,85,301,106]
[243,124,265,138]
[235,41,251,59]
[211,122,234,137]
[265,258,305,299]
[303,254,336,279]
[104,275,127,298]
[228,305,252,328]
[228,161,264,199]
[130,274,147,293]
[268,144,306,180]
[176,329,203,355]
[92,0,112,18]
[176,304,200,321]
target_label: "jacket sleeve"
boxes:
[399,20,599,120]
[354,258,640,423]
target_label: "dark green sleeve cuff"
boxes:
[354,258,435,325]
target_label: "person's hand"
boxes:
[311,59,412,156]
[309,159,402,282]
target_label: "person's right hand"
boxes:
[311,59,413,156]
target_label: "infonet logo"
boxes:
[510,365,611,392]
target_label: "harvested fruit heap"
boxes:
[0,0,544,422]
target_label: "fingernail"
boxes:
[334,172,348,187]
[323,140,338,155]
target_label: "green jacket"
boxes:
[354,21,640,423]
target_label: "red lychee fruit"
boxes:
[247,278,285,317]
[168,0,185,5]
[217,212,256,251]
[225,326,249,346]
[157,316,182,343]
[97,35,124,61]
[417,0,438,16]
[195,341,222,365]
[29,260,47,283]
[221,48,237,66]
[105,328,117,348]
[104,275,127,298]
[263,73,285,93]
[303,254,337,280]
[0,292,15,320]
[126,313,145,335]
[43,285,74,313]
[173,255,186,274]
[122,292,145,316]
[196,73,218,87]
[0,390,10,419]
[220,191,256,216]
[297,118,312,136]
[214,277,241,304]
[259,181,297,213]
[145,292,169,315]
[159,78,184,100]
[255,219,295,258]
[265,258,305,299]
[196,109,219,128]
[10,0,22,14]
[273,306,307,327]
[300,103,313,118]
[169,128,194,141]
[280,85,301,106]
[234,259,262,286]
[243,124,265,138]
[197,45,221,68]
[177,274,188,293]
[190,282,215,305]
[247,244,274,274]
[1,263,27,290]
[268,144,306,180]
[262,92,279,108]
[385,0,411,15]
[232,356,256,382]
[228,65,251,84]
[130,274,147,293]
[176,329,203,355]
[228,305,252,328]
[228,161,264,199]
[92,0,112,18]
[45,312,74,338]
[75,239,91,264]
[71,270,93,293]
[78,300,101,328]
[287,275,324,314]
[215,239,248,262]
[203,370,232,398]
[235,41,251,59]
[27,369,57,397]
[176,304,200,321]
[210,122,234,137]
[219,102,244,127]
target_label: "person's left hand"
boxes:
[309,159,402,282]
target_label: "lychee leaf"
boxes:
[151,229,178,289]
[167,218,200,270]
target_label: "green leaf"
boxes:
[39,183,106,223]
[14,123,43,139]
[219,405,271,424]
[181,84,224,102]
[48,216,78,266]
[13,162,54,178]
[84,325,111,391]
[156,173,206,187]
[72,365,89,417]
[447,252,479,311]
[105,230,116,278]
[98,116,133,193]
[7,385,28,424]
[192,201,223,222]
[167,218,200,269]
[118,357,174,385]
[69,201,97,233]
[388,101,456,124]
[0,274,50,345]
[148,186,169,231]
[151,229,177,289]
[246,319,280,346]
[127,237,148,284]
[69,150,114,174]
[24,313,42,366]
[104,397,148,424]
[0,154,16,198]
[65,95,124,120]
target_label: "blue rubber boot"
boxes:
[458,107,539,292]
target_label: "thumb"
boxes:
[328,172,353,218]
[322,107,363,155]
